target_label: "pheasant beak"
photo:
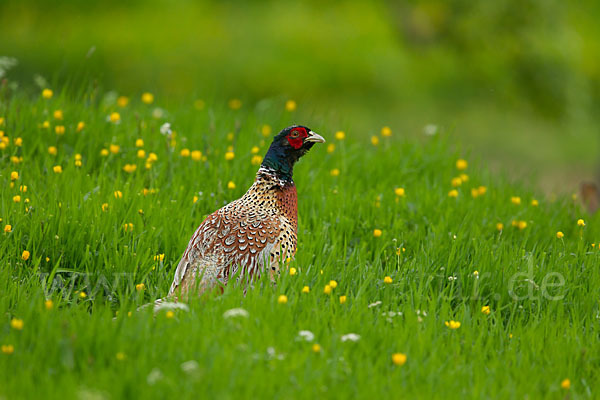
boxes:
[305,131,326,143]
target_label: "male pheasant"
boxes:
[167,125,325,300]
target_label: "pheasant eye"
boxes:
[289,130,300,139]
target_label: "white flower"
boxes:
[296,330,315,342]
[368,301,382,308]
[223,308,249,319]
[423,124,438,136]
[152,108,165,119]
[146,368,163,385]
[266,347,285,360]
[180,360,199,374]
[340,333,361,342]
[448,276,457,281]
[160,122,172,135]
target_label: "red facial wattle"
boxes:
[287,127,308,149]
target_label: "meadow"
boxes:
[1,87,599,399]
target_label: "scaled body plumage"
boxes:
[167,125,324,299]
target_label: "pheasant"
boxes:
[166,125,325,300]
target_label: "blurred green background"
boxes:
[2,0,599,194]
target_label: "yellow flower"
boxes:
[101,203,109,212]
[330,168,340,177]
[323,285,332,294]
[193,195,199,203]
[478,186,487,195]
[326,143,335,153]
[481,306,491,315]
[289,267,297,276]
[42,120,50,129]
[226,133,234,142]
[511,196,521,205]
[556,231,564,239]
[329,280,338,289]
[114,190,123,199]
[165,310,175,319]
[10,171,18,180]
[191,150,202,161]
[1,345,14,355]
[13,195,20,204]
[381,126,392,137]
[339,295,347,304]
[395,187,405,197]
[531,199,539,207]
[227,181,236,190]
[109,112,121,123]
[277,294,288,304]
[53,110,63,120]
[392,353,407,366]
[109,144,120,154]
[384,276,393,284]
[228,98,242,110]
[135,283,146,291]
[4,224,12,233]
[373,229,382,237]
[154,254,165,261]
[518,220,527,230]
[371,136,379,146]
[396,247,405,255]
[116,352,126,360]
[76,121,85,132]
[473,270,479,277]
[302,286,310,293]
[45,299,54,310]
[55,125,65,135]
[147,152,158,162]
[251,155,262,165]
[75,160,82,167]
[335,131,345,140]
[10,318,24,330]
[451,177,462,187]
[47,146,57,155]
[261,124,272,137]
[42,88,53,99]
[134,138,144,147]
[53,165,62,174]
[14,137,22,146]
[444,320,461,329]
[577,219,585,227]
[21,250,30,260]
[19,185,27,192]
[194,99,205,110]
[448,189,458,198]
[285,100,297,111]
[459,173,469,182]
[251,146,260,154]
[137,149,146,158]
[141,92,154,104]
[312,343,321,353]
[496,223,504,231]
[100,149,109,156]
[561,379,571,390]
[123,164,137,173]
[180,148,190,157]
[123,223,134,232]
[117,96,130,107]
[0,117,3,126]
[225,151,235,161]
[456,159,468,170]
[471,188,479,198]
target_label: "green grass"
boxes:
[1,88,599,399]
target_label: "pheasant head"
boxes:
[261,125,325,181]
